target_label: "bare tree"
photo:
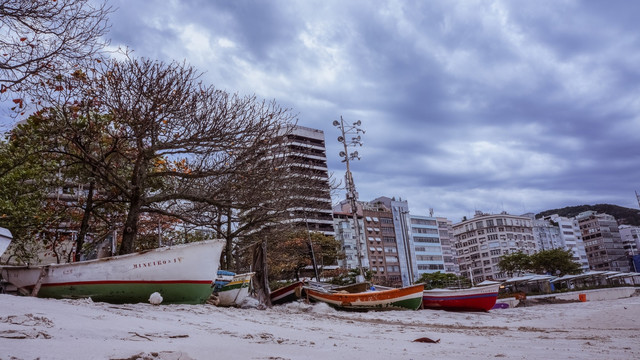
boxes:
[0,0,111,97]
[31,56,299,255]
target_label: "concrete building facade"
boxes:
[437,217,460,275]
[577,211,630,272]
[452,211,536,284]
[333,211,368,271]
[372,197,418,286]
[285,125,335,235]
[541,214,590,272]
[619,225,640,257]
[409,215,445,278]
[362,202,403,286]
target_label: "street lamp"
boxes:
[334,116,366,282]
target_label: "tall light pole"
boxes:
[333,116,366,282]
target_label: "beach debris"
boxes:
[413,337,440,343]
[0,329,51,339]
[110,351,194,360]
[148,292,163,305]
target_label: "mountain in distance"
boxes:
[536,204,640,226]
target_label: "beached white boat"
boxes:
[0,238,225,304]
[212,271,254,306]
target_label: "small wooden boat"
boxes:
[270,281,304,305]
[0,240,225,305]
[304,283,424,311]
[212,271,254,307]
[422,283,501,312]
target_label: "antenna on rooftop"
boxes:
[636,190,640,209]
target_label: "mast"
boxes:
[333,116,366,282]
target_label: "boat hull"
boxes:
[270,281,304,305]
[305,284,424,311]
[422,284,500,312]
[0,240,225,304]
[215,272,254,306]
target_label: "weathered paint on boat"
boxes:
[270,281,304,305]
[0,240,225,304]
[215,272,254,306]
[305,284,424,311]
[422,283,500,312]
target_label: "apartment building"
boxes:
[371,196,418,286]
[541,214,590,272]
[285,125,335,235]
[619,225,640,257]
[452,211,536,283]
[577,211,630,272]
[437,217,460,275]
[362,202,403,286]
[333,211,368,271]
[409,215,445,277]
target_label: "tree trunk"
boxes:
[224,207,233,270]
[119,195,142,255]
[75,180,95,261]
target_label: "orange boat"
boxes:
[304,283,424,311]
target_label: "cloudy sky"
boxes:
[10,0,640,222]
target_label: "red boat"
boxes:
[270,281,304,305]
[422,283,500,312]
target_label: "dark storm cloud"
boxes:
[4,0,637,221]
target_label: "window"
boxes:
[413,228,439,235]
[411,218,437,226]
[414,237,440,243]
[416,255,443,261]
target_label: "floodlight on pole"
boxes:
[334,116,366,282]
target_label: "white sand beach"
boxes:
[1,294,639,360]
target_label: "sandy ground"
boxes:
[1,294,639,360]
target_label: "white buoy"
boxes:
[148,292,163,305]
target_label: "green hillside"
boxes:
[536,204,640,226]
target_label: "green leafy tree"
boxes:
[0,132,55,264]
[530,248,582,276]
[417,271,471,290]
[267,229,343,281]
[328,267,374,286]
[498,251,532,277]
[1,112,128,263]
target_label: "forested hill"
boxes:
[536,204,640,226]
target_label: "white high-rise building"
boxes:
[409,215,445,278]
[437,217,460,275]
[453,211,536,283]
[285,125,335,235]
[333,211,368,270]
[619,225,640,257]
[542,214,589,272]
